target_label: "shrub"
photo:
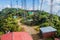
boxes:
[34,26,40,31]
[40,22,49,27]
[0,32,3,35]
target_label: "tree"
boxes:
[0,8,23,33]
[0,16,20,33]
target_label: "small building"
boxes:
[26,10,39,15]
[13,16,17,19]
[40,26,57,38]
[1,32,33,40]
[26,10,39,12]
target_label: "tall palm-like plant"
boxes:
[24,0,27,10]
[50,0,53,21]
[16,0,18,15]
[21,0,27,19]
[37,0,40,10]
[16,0,18,10]
[39,0,43,18]
[50,0,53,14]
[40,0,43,11]
[10,0,12,8]
[21,0,23,9]
[21,0,26,10]
[33,0,35,10]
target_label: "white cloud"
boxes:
[45,0,60,6]
[45,0,51,5]
[1,5,11,9]
[28,7,33,10]
[3,5,11,8]
[0,5,22,11]
[41,0,60,14]
[13,5,21,8]
[0,0,60,15]
[7,5,11,8]
[53,5,60,13]
[54,0,60,3]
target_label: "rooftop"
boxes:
[1,32,33,40]
[40,26,57,33]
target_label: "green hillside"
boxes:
[0,8,60,37]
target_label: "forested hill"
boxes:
[0,8,60,37]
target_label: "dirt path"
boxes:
[17,19,42,40]
[17,19,38,34]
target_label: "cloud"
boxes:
[54,0,60,3]
[44,0,60,6]
[29,8,33,10]
[41,0,60,15]
[53,5,60,15]
[13,5,21,8]
[4,5,11,8]
[0,4,22,11]
[0,0,60,16]
[7,5,11,8]
[0,5,21,9]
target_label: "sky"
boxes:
[0,0,60,16]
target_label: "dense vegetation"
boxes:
[21,10,60,37]
[0,8,60,38]
[0,8,23,34]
